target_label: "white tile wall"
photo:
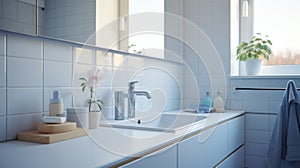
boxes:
[97,66,113,87]
[72,88,90,107]
[7,57,43,87]
[7,33,42,59]
[0,88,6,116]
[0,117,6,141]
[0,31,5,55]
[1,30,184,141]
[246,143,269,157]
[246,114,269,131]
[7,88,43,115]
[95,87,113,108]
[96,51,112,67]
[44,39,72,62]
[73,47,95,65]
[246,155,266,168]
[246,130,269,144]
[72,63,95,87]
[44,61,72,87]
[0,56,5,87]
[18,2,34,25]
[3,0,18,21]
[7,113,42,140]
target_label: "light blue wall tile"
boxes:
[113,53,128,68]
[112,67,128,88]
[96,51,112,67]
[44,40,72,62]
[72,63,95,87]
[7,33,42,59]
[7,57,43,87]
[7,88,43,115]
[73,47,95,65]
[6,113,42,140]
[0,31,5,55]
[3,0,18,21]
[0,88,6,116]
[0,56,5,87]
[228,100,244,110]
[246,155,266,168]
[269,114,277,131]
[246,130,270,143]
[246,143,269,156]
[95,87,113,108]
[269,101,281,114]
[244,101,269,113]
[246,114,269,131]
[17,2,34,25]
[0,117,6,141]
[243,90,270,102]
[44,61,72,87]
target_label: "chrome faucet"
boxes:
[128,81,151,118]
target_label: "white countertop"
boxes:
[0,110,244,168]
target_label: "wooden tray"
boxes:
[18,128,86,144]
[38,122,77,134]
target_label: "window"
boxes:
[253,0,300,66]
[236,0,300,75]
[128,0,164,58]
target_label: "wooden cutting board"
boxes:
[18,128,86,144]
[38,122,77,134]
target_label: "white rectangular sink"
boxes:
[101,113,207,133]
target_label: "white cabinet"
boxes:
[217,145,245,168]
[119,115,245,168]
[227,115,245,153]
[120,144,177,168]
[178,122,228,168]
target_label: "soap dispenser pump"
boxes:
[49,90,64,116]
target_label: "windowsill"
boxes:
[229,75,300,79]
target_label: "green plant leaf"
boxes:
[82,85,86,92]
[79,77,87,81]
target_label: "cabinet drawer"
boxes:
[120,144,177,168]
[228,115,245,153]
[178,122,228,168]
[216,145,245,168]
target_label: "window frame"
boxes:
[236,0,300,76]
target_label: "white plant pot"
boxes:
[89,111,101,129]
[245,59,263,75]
[66,107,89,129]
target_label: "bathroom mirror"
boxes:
[0,0,38,36]
[37,0,165,59]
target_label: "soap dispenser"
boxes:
[49,90,64,116]
[213,92,225,112]
[201,91,213,108]
[198,92,213,113]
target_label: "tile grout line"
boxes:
[42,39,45,117]
[4,32,7,141]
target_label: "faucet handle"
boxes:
[129,81,138,87]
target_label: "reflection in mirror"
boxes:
[39,0,96,44]
[38,0,164,58]
[0,0,39,35]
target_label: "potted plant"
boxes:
[79,69,104,129]
[236,33,272,75]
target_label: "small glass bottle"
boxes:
[213,92,225,112]
[49,90,64,116]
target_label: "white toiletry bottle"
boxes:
[49,90,64,116]
[213,92,225,112]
